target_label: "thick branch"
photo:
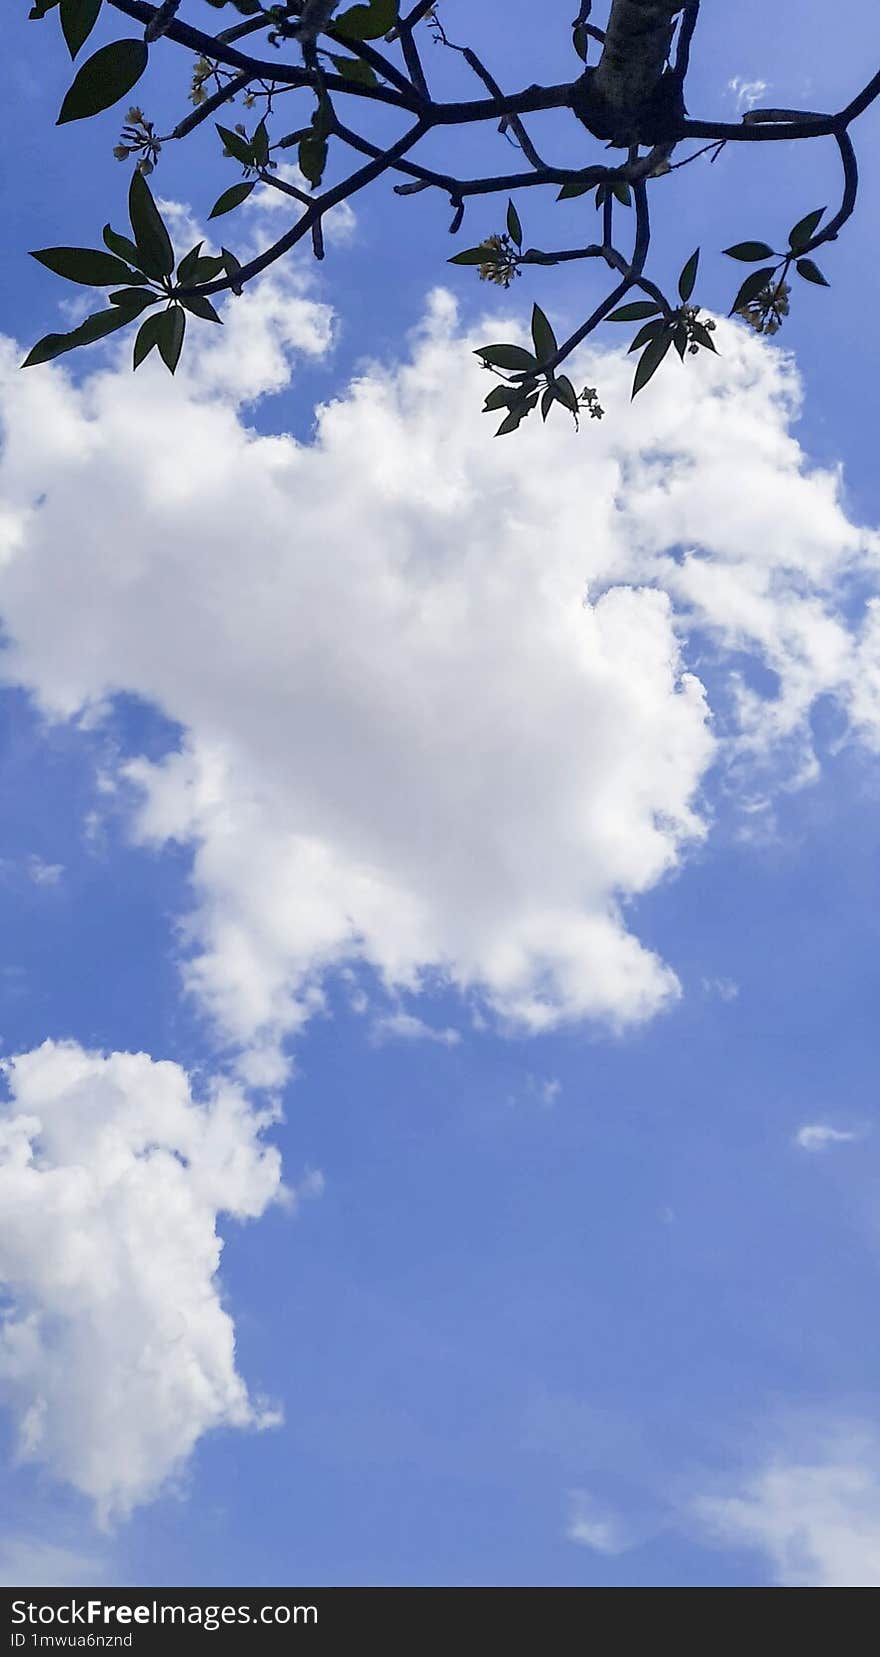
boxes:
[592,0,683,112]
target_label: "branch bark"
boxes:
[592,0,683,113]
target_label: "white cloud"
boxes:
[795,1123,859,1151]
[0,278,878,1087]
[566,1489,635,1556]
[523,1074,561,1107]
[695,1431,880,1586]
[702,977,739,1003]
[0,1534,104,1587]
[728,76,769,112]
[294,1166,325,1200]
[370,1011,462,1047]
[27,855,63,886]
[0,1040,283,1522]
[246,165,357,243]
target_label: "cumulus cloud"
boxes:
[694,1429,880,1586]
[1,271,878,1086]
[0,1041,283,1521]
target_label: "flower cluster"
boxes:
[735,278,791,335]
[475,234,520,289]
[579,386,604,419]
[113,107,161,175]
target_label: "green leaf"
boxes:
[209,180,256,219]
[56,310,130,350]
[541,385,556,421]
[157,307,186,373]
[298,134,327,188]
[334,0,397,42]
[176,243,204,284]
[678,247,699,303]
[329,54,378,87]
[723,240,776,262]
[530,303,557,363]
[60,0,102,58]
[133,311,164,369]
[611,180,632,206]
[180,294,223,324]
[216,123,254,167]
[497,394,536,434]
[185,256,225,283]
[129,169,175,279]
[607,301,663,323]
[221,247,243,294]
[103,224,142,268]
[447,247,491,266]
[632,332,672,399]
[795,257,829,287]
[556,180,592,200]
[729,266,776,315]
[22,306,130,368]
[474,344,538,373]
[554,375,580,415]
[627,318,667,353]
[689,320,718,353]
[506,199,522,248]
[109,286,160,314]
[673,321,688,361]
[572,20,588,61]
[483,385,519,411]
[788,207,825,253]
[57,38,148,124]
[30,246,138,287]
[252,117,269,169]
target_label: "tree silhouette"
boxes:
[21,1,880,431]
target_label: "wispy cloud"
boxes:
[27,855,63,887]
[728,76,769,112]
[0,1534,105,1588]
[566,1489,637,1557]
[702,976,739,1003]
[370,1012,461,1047]
[794,1124,860,1152]
[693,1428,880,1586]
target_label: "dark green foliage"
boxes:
[60,0,102,59]
[209,182,256,219]
[129,170,174,279]
[30,246,140,286]
[334,1,398,42]
[57,39,148,124]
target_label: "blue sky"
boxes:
[1,0,880,1588]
